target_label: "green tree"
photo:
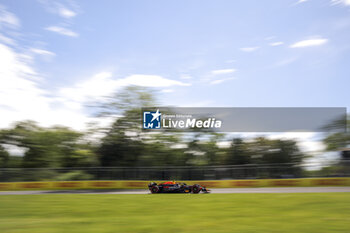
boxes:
[0,145,9,168]
[97,86,157,117]
[183,133,224,166]
[323,115,350,151]
[97,86,194,167]
[0,121,98,168]
[97,86,156,166]
[227,138,251,165]
[227,137,303,165]
[256,138,303,164]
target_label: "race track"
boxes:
[1,187,350,195]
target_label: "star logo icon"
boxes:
[143,109,162,129]
[150,109,161,122]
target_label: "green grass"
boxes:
[0,193,350,233]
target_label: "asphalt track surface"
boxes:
[1,187,350,195]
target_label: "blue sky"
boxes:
[0,0,350,132]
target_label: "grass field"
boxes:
[0,193,350,233]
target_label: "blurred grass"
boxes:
[0,193,349,233]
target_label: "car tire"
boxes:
[150,186,159,194]
[192,185,201,194]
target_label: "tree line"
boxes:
[0,86,348,179]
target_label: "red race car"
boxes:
[148,181,210,194]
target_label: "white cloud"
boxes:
[180,74,193,80]
[240,47,259,52]
[161,89,174,93]
[0,43,108,130]
[38,0,78,18]
[58,72,117,104]
[0,33,15,45]
[58,73,190,112]
[58,6,77,18]
[331,0,350,6]
[211,69,236,75]
[269,41,284,46]
[30,48,55,56]
[0,43,50,128]
[0,6,20,29]
[290,38,328,48]
[0,35,189,130]
[120,74,191,87]
[210,77,236,85]
[296,0,308,4]
[46,26,79,37]
[0,48,190,129]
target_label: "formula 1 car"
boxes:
[148,181,210,194]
